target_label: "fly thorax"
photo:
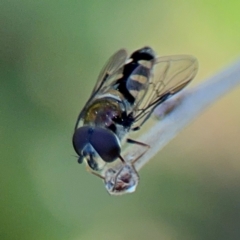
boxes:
[84,98,125,129]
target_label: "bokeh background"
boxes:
[1,0,240,239]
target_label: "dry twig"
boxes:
[125,59,240,171]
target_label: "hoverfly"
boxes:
[73,46,198,195]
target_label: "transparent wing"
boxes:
[74,49,128,130]
[91,49,128,95]
[132,55,198,128]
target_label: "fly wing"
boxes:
[91,49,128,95]
[132,55,198,129]
[74,49,128,130]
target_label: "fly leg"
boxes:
[85,165,105,180]
[126,138,150,164]
[127,138,150,148]
[118,154,126,164]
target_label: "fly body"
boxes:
[72,46,198,195]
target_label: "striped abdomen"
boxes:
[116,46,156,105]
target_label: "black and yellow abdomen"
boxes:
[116,47,156,106]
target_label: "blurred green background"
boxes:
[1,0,240,239]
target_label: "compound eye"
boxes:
[72,126,90,155]
[90,127,121,163]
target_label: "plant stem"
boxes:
[124,59,240,171]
